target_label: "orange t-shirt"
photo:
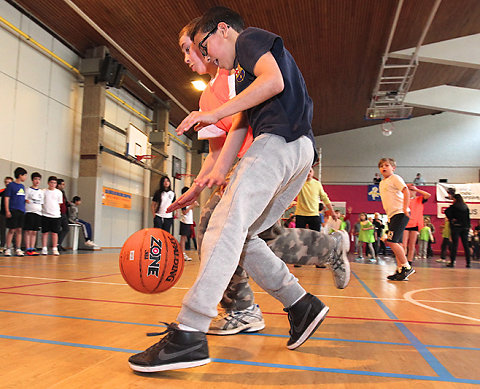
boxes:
[198,69,253,158]
[406,196,426,229]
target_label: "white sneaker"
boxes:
[4,248,12,257]
[184,253,192,261]
[15,249,24,257]
[85,240,95,246]
[52,247,60,256]
[41,247,48,255]
[208,304,265,335]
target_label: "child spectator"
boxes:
[69,196,96,247]
[403,184,431,263]
[418,217,434,259]
[41,176,62,256]
[4,168,27,257]
[287,215,296,228]
[179,187,198,261]
[24,172,44,256]
[373,212,386,256]
[56,179,70,251]
[378,158,413,281]
[151,176,176,233]
[437,218,451,263]
[472,227,479,260]
[0,176,13,252]
[358,212,376,261]
[352,217,361,255]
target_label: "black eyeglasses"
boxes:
[198,26,218,57]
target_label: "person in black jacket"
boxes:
[445,194,471,268]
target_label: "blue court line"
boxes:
[1,334,479,385]
[352,271,453,378]
[3,308,480,352]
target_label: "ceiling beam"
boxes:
[390,34,480,69]
[405,85,480,116]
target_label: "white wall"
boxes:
[0,1,82,182]
[0,2,193,247]
[316,112,480,184]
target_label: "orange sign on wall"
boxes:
[102,187,132,209]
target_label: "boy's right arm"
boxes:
[176,52,283,135]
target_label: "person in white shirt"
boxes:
[151,176,176,233]
[179,186,199,261]
[41,176,63,256]
[24,172,44,256]
[378,158,413,281]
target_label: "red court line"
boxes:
[0,273,120,290]
[0,290,479,327]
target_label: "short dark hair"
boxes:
[72,196,81,203]
[48,176,57,183]
[5,176,13,181]
[14,167,27,178]
[193,6,244,38]
[31,172,42,180]
[181,186,189,195]
[57,178,65,185]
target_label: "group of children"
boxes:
[1,167,95,257]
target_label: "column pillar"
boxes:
[77,75,106,243]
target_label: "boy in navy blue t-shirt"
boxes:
[129,7,329,373]
[4,167,27,257]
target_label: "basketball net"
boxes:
[381,118,394,136]
[135,155,156,161]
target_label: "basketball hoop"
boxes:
[174,173,196,180]
[135,155,156,161]
[381,118,394,137]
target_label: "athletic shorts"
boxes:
[180,222,192,238]
[23,212,42,231]
[405,226,419,231]
[42,216,61,234]
[6,209,25,229]
[386,213,410,243]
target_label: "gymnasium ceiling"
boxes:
[8,0,480,136]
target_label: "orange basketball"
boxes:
[119,228,184,294]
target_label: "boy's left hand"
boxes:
[195,169,227,189]
[176,110,218,136]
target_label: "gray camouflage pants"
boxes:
[198,179,336,312]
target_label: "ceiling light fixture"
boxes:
[191,80,207,91]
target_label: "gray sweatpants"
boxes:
[177,134,314,332]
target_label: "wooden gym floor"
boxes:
[1,250,479,388]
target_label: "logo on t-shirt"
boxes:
[235,65,245,82]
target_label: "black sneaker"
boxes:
[128,323,210,372]
[283,293,329,350]
[387,266,415,281]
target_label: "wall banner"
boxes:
[437,202,480,219]
[367,185,382,201]
[102,187,132,209]
[436,183,480,203]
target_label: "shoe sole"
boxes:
[129,358,211,372]
[287,305,329,350]
[207,320,265,335]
